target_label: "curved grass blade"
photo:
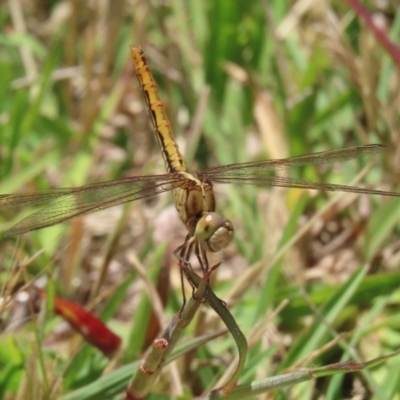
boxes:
[183,264,248,393]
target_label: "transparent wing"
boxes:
[0,174,185,235]
[199,144,400,197]
[201,144,385,177]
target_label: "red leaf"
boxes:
[38,289,121,356]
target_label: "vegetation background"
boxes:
[1,0,400,399]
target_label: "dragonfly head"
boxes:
[195,212,234,252]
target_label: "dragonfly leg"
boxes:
[194,245,214,303]
[195,244,209,274]
[201,254,227,307]
[190,249,206,303]
[173,235,195,270]
[174,237,228,310]
[178,269,186,318]
[176,234,196,318]
[174,235,225,312]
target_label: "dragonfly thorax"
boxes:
[172,172,216,235]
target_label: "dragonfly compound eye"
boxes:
[195,212,234,252]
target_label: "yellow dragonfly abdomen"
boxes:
[131,47,188,174]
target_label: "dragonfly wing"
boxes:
[198,144,400,198]
[200,144,386,178]
[1,174,184,235]
[200,173,400,198]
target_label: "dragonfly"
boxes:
[1,46,400,272]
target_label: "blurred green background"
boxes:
[1,0,400,399]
